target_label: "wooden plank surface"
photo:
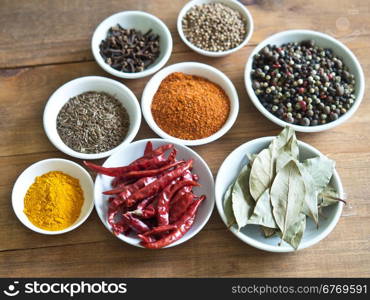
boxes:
[0,0,369,277]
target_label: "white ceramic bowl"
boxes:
[141,62,239,146]
[44,76,141,160]
[92,11,172,79]
[94,138,215,248]
[12,158,95,235]
[177,0,253,57]
[245,29,365,132]
[215,137,344,252]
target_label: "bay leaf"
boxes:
[297,156,335,224]
[249,188,277,228]
[261,226,277,238]
[269,126,296,160]
[302,156,335,191]
[297,162,319,225]
[276,135,299,172]
[271,160,305,242]
[232,163,255,230]
[247,153,257,167]
[281,213,306,250]
[318,186,340,208]
[249,148,274,201]
[249,127,297,202]
[223,182,236,227]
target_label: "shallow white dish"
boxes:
[92,11,172,79]
[12,158,94,235]
[141,62,239,146]
[215,137,344,252]
[94,138,215,248]
[177,0,253,57]
[244,29,365,132]
[43,76,141,160]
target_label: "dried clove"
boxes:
[99,25,160,73]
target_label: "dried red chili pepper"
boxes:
[83,161,140,177]
[126,160,193,207]
[167,148,177,162]
[107,197,129,235]
[135,194,159,218]
[137,234,156,244]
[116,158,182,181]
[169,187,186,207]
[141,195,205,249]
[103,176,157,195]
[111,219,129,236]
[107,195,128,229]
[141,143,173,159]
[110,150,178,187]
[84,153,166,177]
[111,177,131,188]
[157,180,199,226]
[142,224,177,236]
[182,169,193,181]
[84,144,174,178]
[132,204,156,219]
[136,195,156,211]
[180,195,206,222]
[122,213,150,233]
[109,174,184,233]
[144,141,153,155]
[101,142,206,246]
[170,170,193,202]
[169,192,194,224]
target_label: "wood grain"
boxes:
[0,0,369,277]
[1,0,369,68]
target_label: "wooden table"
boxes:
[0,0,369,278]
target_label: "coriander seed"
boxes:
[182,3,247,52]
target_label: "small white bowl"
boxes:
[94,138,215,248]
[177,0,253,57]
[43,76,141,160]
[12,158,95,235]
[215,137,344,252]
[92,11,172,79]
[141,62,239,146]
[244,29,365,132]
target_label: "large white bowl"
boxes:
[94,138,215,248]
[215,137,344,252]
[92,11,172,79]
[44,76,141,160]
[177,0,253,57]
[12,158,94,235]
[244,29,365,132]
[94,139,215,248]
[141,62,239,146]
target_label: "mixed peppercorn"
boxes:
[251,40,356,126]
[85,142,205,248]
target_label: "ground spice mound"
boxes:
[151,72,230,140]
[23,171,84,231]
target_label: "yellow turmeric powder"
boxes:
[23,171,84,231]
